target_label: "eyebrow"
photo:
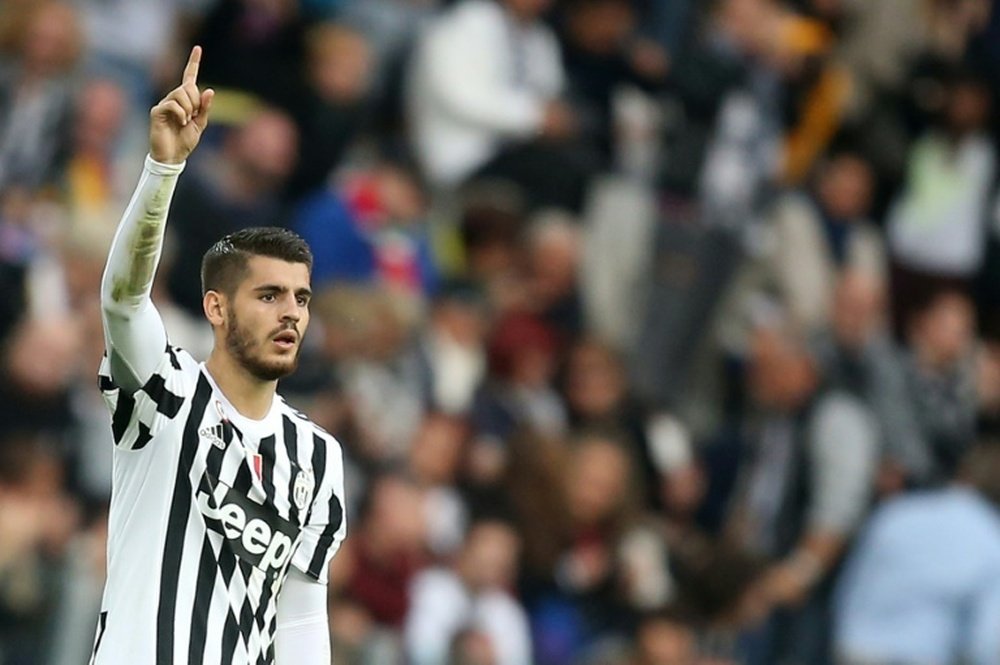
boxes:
[252,285,313,298]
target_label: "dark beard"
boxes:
[225,310,299,381]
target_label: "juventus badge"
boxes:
[293,468,314,511]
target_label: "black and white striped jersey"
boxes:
[91,344,346,665]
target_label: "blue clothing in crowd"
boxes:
[835,487,1000,665]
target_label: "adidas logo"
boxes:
[199,423,227,450]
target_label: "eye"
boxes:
[260,293,276,303]
[296,295,310,307]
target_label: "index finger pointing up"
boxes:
[183,46,202,84]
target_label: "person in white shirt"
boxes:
[408,0,591,211]
[404,517,532,665]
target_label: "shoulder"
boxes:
[277,397,335,440]
[810,390,878,445]
[770,193,820,229]
[167,345,201,374]
[276,396,346,469]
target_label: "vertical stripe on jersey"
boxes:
[307,493,344,579]
[305,433,327,524]
[307,431,341,578]
[259,434,276,506]
[187,426,230,665]
[110,392,135,444]
[90,610,108,663]
[218,543,240,663]
[187,539,217,665]
[237,560,256,645]
[282,416,300,524]
[156,374,212,665]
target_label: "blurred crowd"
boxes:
[2,0,1000,664]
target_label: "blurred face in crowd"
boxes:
[459,521,521,591]
[307,25,372,104]
[74,79,127,156]
[220,256,311,381]
[816,154,874,221]
[432,298,488,348]
[748,327,817,411]
[716,0,777,56]
[945,81,991,136]
[567,0,636,54]
[409,414,467,486]
[831,271,885,350]
[566,438,630,526]
[5,316,83,397]
[635,616,697,665]
[910,291,975,371]
[504,0,555,22]
[373,164,426,225]
[528,216,581,307]
[564,339,627,419]
[229,110,299,192]
[450,631,498,665]
[365,476,426,552]
[22,2,81,76]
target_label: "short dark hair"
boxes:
[201,227,313,296]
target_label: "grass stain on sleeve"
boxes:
[109,183,171,304]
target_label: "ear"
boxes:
[203,290,226,327]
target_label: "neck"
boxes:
[205,349,276,420]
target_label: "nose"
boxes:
[280,294,301,323]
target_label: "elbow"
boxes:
[100,277,146,320]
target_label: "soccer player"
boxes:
[92,46,346,664]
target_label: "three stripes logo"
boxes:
[199,423,227,450]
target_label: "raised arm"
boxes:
[101,47,214,393]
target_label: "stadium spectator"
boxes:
[190,0,308,113]
[725,322,877,665]
[887,71,996,330]
[556,0,669,168]
[891,290,980,485]
[754,148,884,335]
[62,78,131,227]
[404,517,531,665]
[472,311,566,448]
[407,0,593,212]
[406,281,490,416]
[0,1,83,191]
[286,22,374,199]
[408,412,470,556]
[333,473,429,628]
[835,441,1000,665]
[0,435,78,664]
[518,433,642,665]
[295,159,437,296]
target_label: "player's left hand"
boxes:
[150,45,214,164]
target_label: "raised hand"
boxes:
[150,46,215,164]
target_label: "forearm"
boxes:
[275,568,331,664]
[101,155,183,316]
[100,155,183,392]
[786,530,846,584]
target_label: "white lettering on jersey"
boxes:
[196,482,295,571]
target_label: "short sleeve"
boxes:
[97,345,192,450]
[291,436,347,584]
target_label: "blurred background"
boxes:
[1,0,1000,663]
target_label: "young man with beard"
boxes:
[92,46,346,664]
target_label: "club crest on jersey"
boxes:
[293,468,314,511]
